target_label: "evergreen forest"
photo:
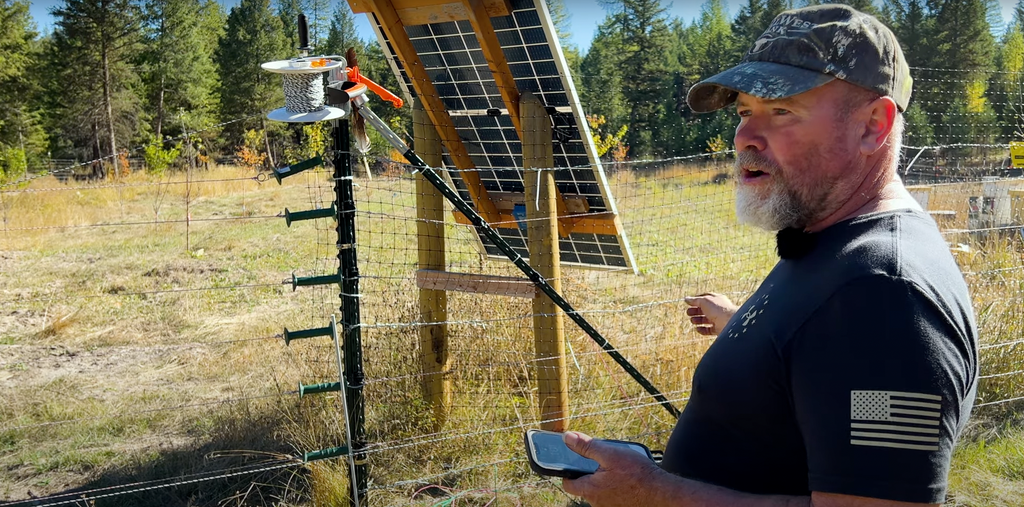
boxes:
[1,0,1022,182]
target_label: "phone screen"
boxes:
[530,430,600,474]
[527,430,651,475]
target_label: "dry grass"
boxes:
[0,163,1022,506]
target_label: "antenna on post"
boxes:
[297,14,311,56]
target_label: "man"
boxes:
[561,5,978,507]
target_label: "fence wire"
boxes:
[1,68,1024,506]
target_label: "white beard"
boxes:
[735,182,804,231]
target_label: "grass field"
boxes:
[1,163,1023,506]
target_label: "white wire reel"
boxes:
[261,57,350,123]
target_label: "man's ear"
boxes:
[860,96,898,155]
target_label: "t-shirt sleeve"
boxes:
[787,275,976,504]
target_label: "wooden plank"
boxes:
[522,92,568,431]
[396,3,470,24]
[458,1,579,237]
[462,0,520,134]
[416,270,538,298]
[350,0,510,18]
[359,0,500,224]
[451,209,620,236]
[485,191,587,213]
[562,212,621,235]
[414,102,451,429]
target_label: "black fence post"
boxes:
[332,119,367,506]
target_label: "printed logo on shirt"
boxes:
[850,390,942,451]
[726,292,770,339]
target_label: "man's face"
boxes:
[732,81,863,231]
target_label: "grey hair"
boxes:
[886,111,905,169]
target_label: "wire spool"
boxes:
[283,72,325,113]
[261,58,349,123]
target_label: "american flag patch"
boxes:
[850,391,942,451]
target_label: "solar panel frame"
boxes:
[365,0,636,272]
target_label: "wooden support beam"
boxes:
[451,209,620,236]
[416,270,538,298]
[450,10,580,238]
[523,92,568,431]
[462,0,520,134]
[414,102,451,429]
[361,0,501,224]
[484,191,588,215]
[350,0,511,21]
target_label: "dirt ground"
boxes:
[0,342,214,500]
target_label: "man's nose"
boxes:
[734,117,767,152]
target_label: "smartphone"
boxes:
[524,429,654,479]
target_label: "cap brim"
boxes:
[687,61,836,113]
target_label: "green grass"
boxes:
[949,420,1024,507]
[0,163,1022,505]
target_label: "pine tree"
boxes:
[985,0,1003,36]
[579,17,630,139]
[731,0,765,60]
[216,0,288,147]
[659,19,697,154]
[547,0,573,45]
[993,26,1024,139]
[194,0,226,154]
[882,0,935,67]
[278,0,303,53]
[933,0,994,76]
[304,0,331,49]
[610,0,672,157]
[689,0,737,153]
[546,0,581,72]
[903,100,935,146]
[142,0,222,141]
[763,0,792,22]
[662,0,737,157]
[276,0,330,52]
[801,0,879,16]
[931,0,997,146]
[322,2,360,56]
[0,0,46,181]
[845,0,880,15]
[884,0,943,143]
[695,0,734,75]
[48,0,144,169]
[730,0,789,59]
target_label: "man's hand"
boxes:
[684,293,739,336]
[561,431,665,507]
[558,432,934,507]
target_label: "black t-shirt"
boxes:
[661,209,979,504]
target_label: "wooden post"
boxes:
[522,93,568,431]
[413,100,451,428]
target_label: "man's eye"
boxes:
[773,108,790,115]
[737,110,751,117]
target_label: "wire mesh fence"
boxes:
[1,67,1023,505]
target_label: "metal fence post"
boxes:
[333,118,368,506]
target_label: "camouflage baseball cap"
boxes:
[687,4,912,113]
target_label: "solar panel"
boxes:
[358,0,636,271]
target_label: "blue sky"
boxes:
[25,0,1023,54]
